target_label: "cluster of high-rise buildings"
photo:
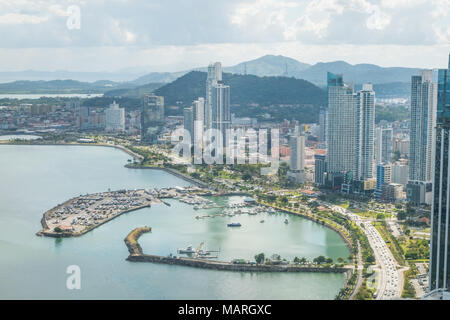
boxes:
[183,62,231,152]
[315,72,377,193]
[314,55,448,206]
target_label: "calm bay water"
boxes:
[0,93,103,99]
[0,145,349,299]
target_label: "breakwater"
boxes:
[125,226,152,256]
[124,227,351,274]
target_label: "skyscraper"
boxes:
[319,109,327,143]
[289,134,305,171]
[288,131,306,183]
[355,84,375,180]
[314,154,326,186]
[211,83,231,150]
[183,107,194,146]
[193,97,205,124]
[375,163,391,200]
[105,101,125,133]
[326,72,357,179]
[205,62,222,130]
[429,53,450,295]
[409,70,437,182]
[375,127,393,164]
[141,93,164,143]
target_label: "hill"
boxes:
[224,55,311,77]
[294,61,419,85]
[153,71,326,106]
[149,71,327,122]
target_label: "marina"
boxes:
[0,145,349,300]
[38,186,209,237]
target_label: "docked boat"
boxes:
[177,245,195,254]
[227,222,242,227]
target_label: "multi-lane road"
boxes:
[330,204,403,299]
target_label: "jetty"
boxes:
[124,227,352,274]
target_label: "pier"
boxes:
[36,186,213,237]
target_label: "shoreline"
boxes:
[257,200,354,252]
[0,141,144,161]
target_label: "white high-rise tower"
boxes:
[326,72,357,177]
[409,70,437,182]
[355,83,375,180]
[205,62,222,130]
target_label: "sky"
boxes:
[0,0,449,72]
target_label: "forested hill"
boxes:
[154,71,327,107]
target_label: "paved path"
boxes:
[350,241,363,300]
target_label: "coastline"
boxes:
[5,141,354,297]
[257,200,354,252]
[5,140,353,251]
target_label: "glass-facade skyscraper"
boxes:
[141,93,164,143]
[430,53,450,294]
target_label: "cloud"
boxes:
[0,0,447,72]
[0,0,447,48]
[0,13,48,24]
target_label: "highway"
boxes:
[330,204,402,299]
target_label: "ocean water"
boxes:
[0,145,349,299]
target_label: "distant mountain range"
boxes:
[0,54,421,87]
[131,55,420,86]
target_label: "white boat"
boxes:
[177,245,195,254]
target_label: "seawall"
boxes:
[127,254,350,273]
[124,227,351,274]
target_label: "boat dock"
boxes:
[37,186,211,237]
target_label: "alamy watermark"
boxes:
[66,5,81,30]
[66,265,81,290]
[171,121,279,175]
